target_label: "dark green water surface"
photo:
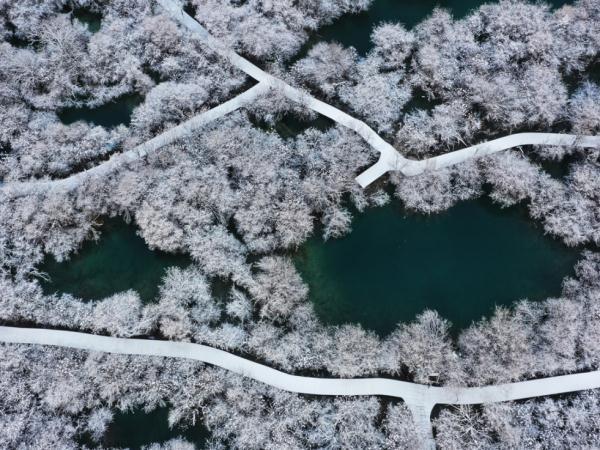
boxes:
[102,407,209,449]
[73,8,102,33]
[294,197,580,335]
[58,93,143,128]
[299,0,572,57]
[40,218,190,302]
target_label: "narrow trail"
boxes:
[2,83,269,196]
[3,326,600,449]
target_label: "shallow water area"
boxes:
[294,197,581,336]
[40,218,190,302]
[276,114,333,138]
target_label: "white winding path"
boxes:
[3,1,599,194]
[3,326,600,449]
[356,133,600,187]
[155,0,600,187]
[2,83,269,196]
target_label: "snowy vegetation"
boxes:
[434,390,600,448]
[1,342,421,449]
[0,0,600,448]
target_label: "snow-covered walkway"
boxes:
[3,1,599,195]
[2,326,600,449]
[157,0,600,188]
[2,82,268,196]
[356,133,600,186]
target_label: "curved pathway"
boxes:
[356,133,600,186]
[156,0,600,187]
[2,326,600,449]
[2,83,269,196]
[2,1,599,194]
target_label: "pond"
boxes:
[58,93,143,129]
[72,8,102,33]
[255,113,334,139]
[294,197,581,336]
[40,218,190,303]
[101,407,209,449]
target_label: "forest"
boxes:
[1,0,600,448]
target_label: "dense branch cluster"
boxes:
[434,390,600,448]
[292,0,600,148]
[0,0,600,448]
[189,0,372,61]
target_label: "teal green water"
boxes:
[73,8,102,33]
[299,0,572,57]
[40,218,190,302]
[102,407,208,449]
[537,153,578,179]
[589,60,600,84]
[58,93,143,128]
[295,197,580,335]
